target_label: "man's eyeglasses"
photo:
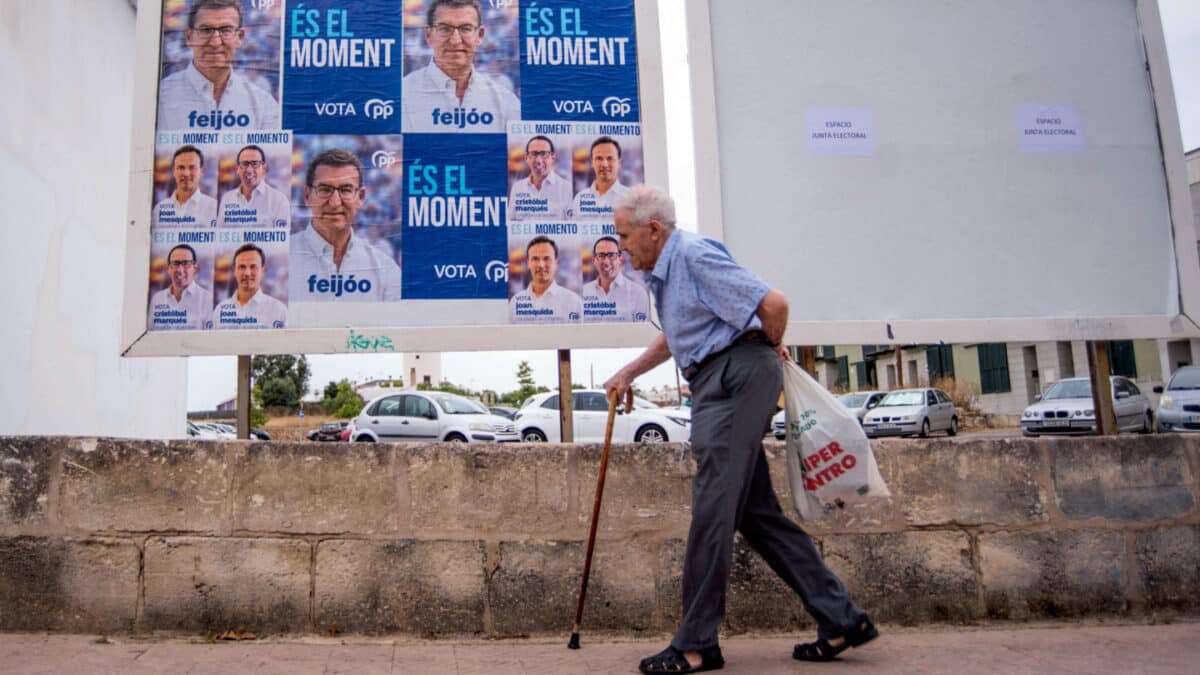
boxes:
[238,160,264,169]
[527,151,552,159]
[430,23,479,38]
[595,252,622,260]
[168,260,197,268]
[191,25,240,40]
[310,184,360,201]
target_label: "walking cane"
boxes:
[568,387,631,649]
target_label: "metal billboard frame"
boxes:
[120,0,669,357]
[686,0,1200,345]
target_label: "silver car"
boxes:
[862,388,958,438]
[1021,376,1153,436]
[1154,366,1200,432]
[772,390,885,439]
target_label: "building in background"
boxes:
[810,341,1163,417]
[404,352,443,389]
[0,0,186,437]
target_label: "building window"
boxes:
[1106,340,1136,378]
[977,343,1011,394]
[836,356,850,390]
[423,375,432,385]
[821,345,835,360]
[927,345,955,382]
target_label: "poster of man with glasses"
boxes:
[217,138,292,229]
[288,144,403,303]
[147,242,215,331]
[581,233,649,323]
[157,0,281,131]
[401,0,521,133]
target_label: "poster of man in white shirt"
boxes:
[217,143,291,229]
[153,145,218,229]
[573,133,644,221]
[289,147,403,303]
[509,235,583,323]
[582,235,650,323]
[401,0,520,133]
[147,243,214,331]
[208,243,287,329]
[508,134,574,221]
[157,0,281,131]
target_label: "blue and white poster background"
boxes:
[519,0,640,122]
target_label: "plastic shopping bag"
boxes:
[781,360,890,520]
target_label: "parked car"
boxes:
[515,390,691,443]
[489,406,518,420]
[862,388,958,438]
[771,390,886,439]
[1155,366,1200,432]
[307,421,348,442]
[351,390,518,443]
[1021,376,1153,436]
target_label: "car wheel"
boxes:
[445,433,468,443]
[919,419,930,438]
[1022,430,1039,438]
[636,424,668,444]
[947,416,958,437]
[522,428,547,442]
[355,435,375,443]
[1139,412,1153,434]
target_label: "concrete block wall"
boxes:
[1,435,1198,637]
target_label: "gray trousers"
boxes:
[672,341,865,651]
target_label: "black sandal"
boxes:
[793,616,878,662]
[639,645,725,673]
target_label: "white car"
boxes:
[862,388,959,438]
[1155,366,1200,432]
[1021,376,1153,436]
[771,390,885,439]
[350,390,519,443]
[515,390,691,443]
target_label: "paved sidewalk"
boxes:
[2,621,1197,674]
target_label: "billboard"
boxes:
[686,0,1200,344]
[123,0,668,356]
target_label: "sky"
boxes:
[186,0,1200,411]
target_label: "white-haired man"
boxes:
[605,185,877,673]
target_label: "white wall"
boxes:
[0,0,186,437]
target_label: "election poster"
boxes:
[145,0,646,335]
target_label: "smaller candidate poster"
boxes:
[401,0,521,133]
[288,135,405,308]
[507,123,576,221]
[571,122,642,220]
[208,228,289,330]
[158,0,282,131]
[284,0,404,134]
[580,222,650,323]
[216,130,293,229]
[152,135,221,229]
[147,230,216,331]
[508,224,583,323]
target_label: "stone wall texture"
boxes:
[0,435,1197,636]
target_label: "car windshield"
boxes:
[839,393,869,407]
[432,394,489,414]
[879,391,925,406]
[1168,369,1200,390]
[1043,380,1092,400]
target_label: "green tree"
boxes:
[252,355,310,408]
[322,380,340,402]
[324,379,365,419]
[499,361,549,405]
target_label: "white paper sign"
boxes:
[806,107,874,156]
[1017,105,1085,152]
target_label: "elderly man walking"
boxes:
[604,186,877,673]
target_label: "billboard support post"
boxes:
[895,348,904,389]
[1087,341,1118,435]
[558,349,575,443]
[237,355,251,440]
